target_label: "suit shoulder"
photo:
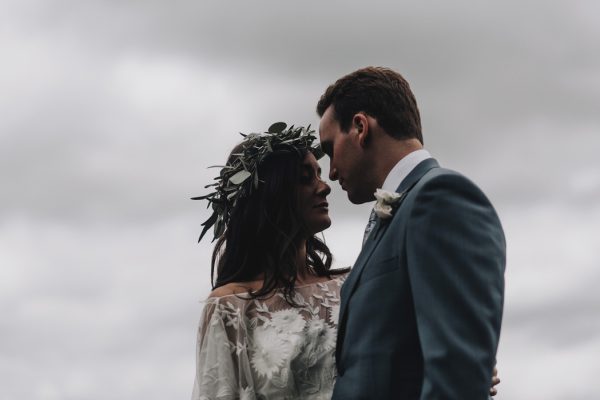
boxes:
[413,166,489,197]
[421,166,475,185]
[409,167,500,213]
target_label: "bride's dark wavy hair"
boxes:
[211,142,343,304]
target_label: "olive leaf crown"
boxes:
[192,122,324,242]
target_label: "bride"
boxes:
[191,123,499,399]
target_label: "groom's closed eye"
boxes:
[320,142,333,158]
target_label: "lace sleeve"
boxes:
[192,297,255,400]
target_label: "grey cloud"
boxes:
[3,0,599,222]
[505,289,600,348]
[2,0,599,398]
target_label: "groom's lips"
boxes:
[314,202,329,209]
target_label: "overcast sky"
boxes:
[1,1,599,399]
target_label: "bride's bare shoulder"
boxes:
[208,281,262,299]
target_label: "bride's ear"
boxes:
[353,113,370,148]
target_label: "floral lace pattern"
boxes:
[192,273,348,400]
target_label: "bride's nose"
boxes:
[316,180,331,197]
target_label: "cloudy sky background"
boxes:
[1,0,599,399]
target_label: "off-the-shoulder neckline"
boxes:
[204,272,349,301]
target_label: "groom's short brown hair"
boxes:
[316,66,423,144]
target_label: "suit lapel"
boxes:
[396,157,440,194]
[336,158,440,364]
[339,217,385,302]
[335,216,388,364]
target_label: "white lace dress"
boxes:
[191,273,348,400]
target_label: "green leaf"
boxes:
[268,122,287,133]
[312,145,325,160]
[229,170,251,185]
[191,194,212,200]
[214,217,225,239]
[198,212,218,242]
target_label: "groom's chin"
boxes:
[347,190,373,205]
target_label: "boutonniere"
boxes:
[373,188,405,219]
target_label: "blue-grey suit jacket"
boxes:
[332,158,506,399]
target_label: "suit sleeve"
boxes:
[406,172,505,399]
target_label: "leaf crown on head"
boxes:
[192,122,324,242]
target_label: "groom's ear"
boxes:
[353,113,370,148]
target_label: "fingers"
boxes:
[490,365,501,396]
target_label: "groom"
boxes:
[317,67,505,399]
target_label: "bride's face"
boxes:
[297,153,331,235]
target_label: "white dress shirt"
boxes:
[381,149,432,192]
[362,149,432,245]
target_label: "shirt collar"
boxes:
[381,149,432,192]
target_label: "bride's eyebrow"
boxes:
[301,164,321,176]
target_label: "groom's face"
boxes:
[319,106,372,204]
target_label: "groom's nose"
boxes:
[329,167,338,181]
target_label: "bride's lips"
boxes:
[314,202,329,210]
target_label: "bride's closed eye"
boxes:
[299,165,322,185]
[299,171,315,184]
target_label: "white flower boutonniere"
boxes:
[373,188,405,219]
